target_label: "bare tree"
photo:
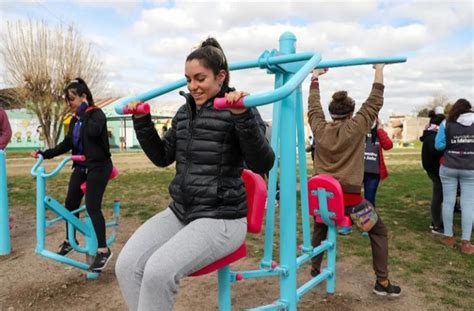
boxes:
[1,20,104,148]
[416,93,452,117]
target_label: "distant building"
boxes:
[385,115,429,142]
[100,99,173,151]
[3,109,43,149]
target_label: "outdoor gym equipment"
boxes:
[0,149,11,255]
[114,32,406,310]
[31,155,121,279]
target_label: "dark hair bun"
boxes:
[428,110,435,118]
[64,77,94,106]
[201,37,222,50]
[74,77,87,85]
[186,37,229,88]
[328,90,355,118]
[332,91,348,102]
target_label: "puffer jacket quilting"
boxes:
[133,88,275,223]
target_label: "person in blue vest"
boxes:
[435,99,474,254]
[30,78,114,270]
[115,38,275,310]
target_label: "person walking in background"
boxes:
[420,110,445,235]
[30,78,114,271]
[363,118,393,207]
[0,108,12,150]
[435,99,474,254]
[161,124,168,136]
[308,64,401,296]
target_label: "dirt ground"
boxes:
[0,207,434,311]
[0,154,439,310]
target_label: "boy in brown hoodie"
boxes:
[308,64,401,297]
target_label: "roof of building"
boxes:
[94,97,122,108]
[1,88,175,120]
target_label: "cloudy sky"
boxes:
[1,0,472,121]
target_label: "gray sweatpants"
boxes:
[115,208,247,311]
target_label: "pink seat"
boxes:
[80,166,119,194]
[190,169,267,277]
[308,174,347,226]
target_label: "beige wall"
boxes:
[386,116,429,142]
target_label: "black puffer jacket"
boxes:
[420,129,443,174]
[41,108,111,169]
[133,88,275,223]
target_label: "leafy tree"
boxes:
[416,94,451,117]
[1,20,104,148]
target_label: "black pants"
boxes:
[65,163,112,248]
[426,170,443,228]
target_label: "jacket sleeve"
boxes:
[0,109,12,149]
[377,128,393,150]
[352,83,385,133]
[40,121,73,159]
[80,109,106,137]
[435,121,446,151]
[233,108,275,174]
[133,113,176,167]
[307,81,327,136]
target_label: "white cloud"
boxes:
[387,0,473,35]
[1,0,472,122]
[132,8,197,35]
[147,37,192,58]
[74,0,141,15]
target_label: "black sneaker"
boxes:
[310,268,320,278]
[57,241,73,256]
[89,248,113,272]
[431,226,444,236]
[373,280,401,297]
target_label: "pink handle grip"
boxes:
[80,182,86,193]
[235,273,243,281]
[213,97,245,110]
[81,166,119,193]
[110,166,119,180]
[71,155,86,162]
[123,102,150,115]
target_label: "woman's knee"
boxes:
[442,198,456,212]
[115,248,136,281]
[141,261,177,290]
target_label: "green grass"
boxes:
[332,151,473,309]
[6,149,473,309]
